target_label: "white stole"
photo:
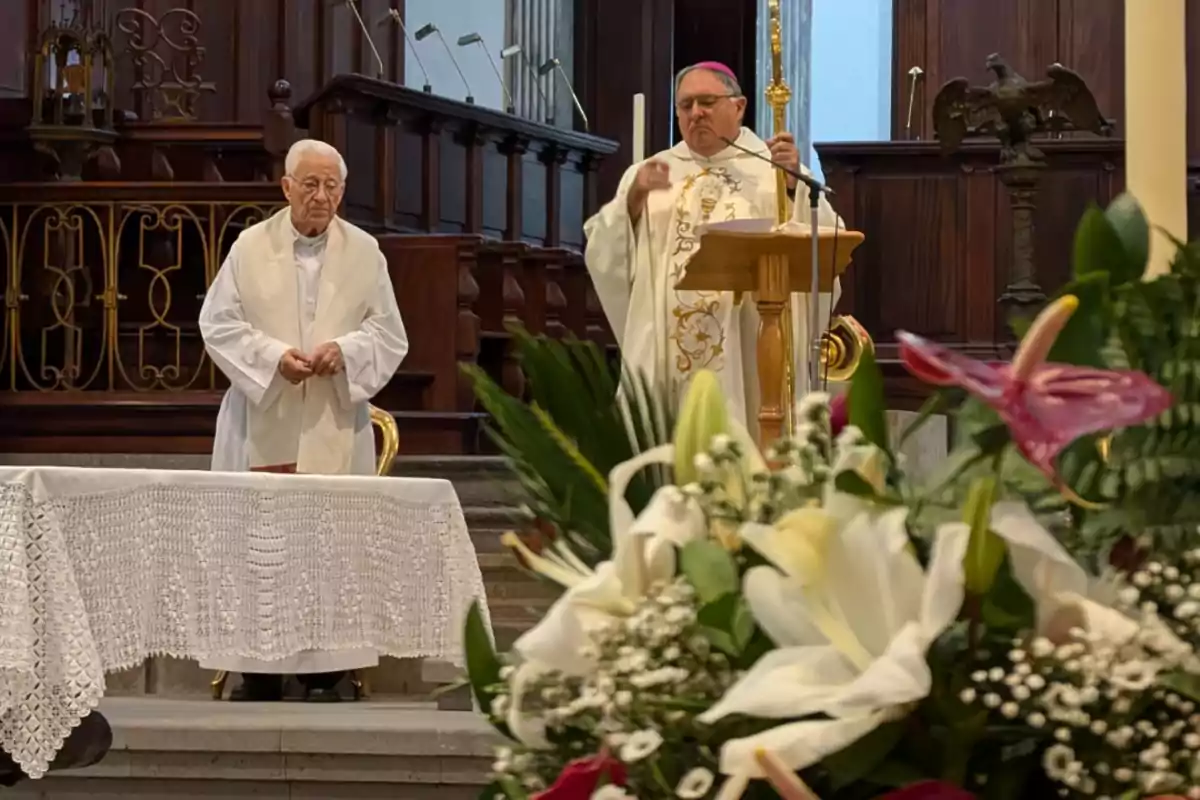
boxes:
[234,209,377,474]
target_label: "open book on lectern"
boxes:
[694,218,847,236]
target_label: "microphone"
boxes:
[502,44,551,122]
[458,32,513,114]
[539,57,588,132]
[904,66,924,140]
[337,0,384,79]
[376,8,432,93]
[415,23,474,103]
[719,135,834,199]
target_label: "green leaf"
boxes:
[962,477,1005,595]
[679,539,739,604]
[821,721,906,790]
[898,388,963,449]
[834,470,902,506]
[1046,272,1112,368]
[981,558,1036,631]
[1104,193,1151,283]
[462,600,515,739]
[972,423,1011,456]
[848,345,890,454]
[1159,670,1200,702]
[697,593,755,656]
[1073,202,1145,285]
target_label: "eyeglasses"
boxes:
[292,177,344,196]
[675,93,737,113]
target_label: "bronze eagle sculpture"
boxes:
[932,53,1113,161]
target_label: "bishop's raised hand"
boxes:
[626,159,671,223]
[766,131,800,188]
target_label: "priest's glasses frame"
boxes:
[208,404,401,701]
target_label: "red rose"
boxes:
[532,750,627,800]
[829,392,849,437]
[877,781,976,799]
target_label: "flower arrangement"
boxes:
[460,194,1200,800]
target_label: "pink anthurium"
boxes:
[897,295,1173,492]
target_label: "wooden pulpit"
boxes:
[677,223,864,448]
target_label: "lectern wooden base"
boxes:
[676,223,864,449]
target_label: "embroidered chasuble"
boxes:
[584,127,842,430]
[198,208,408,674]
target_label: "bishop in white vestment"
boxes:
[585,62,842,429]
[198,139,409,701]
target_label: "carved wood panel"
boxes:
[892,0,1200,157]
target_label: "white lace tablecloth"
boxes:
[0,466,491,778]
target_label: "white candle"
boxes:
[1126,0,1187,277]
[632,93,646,164]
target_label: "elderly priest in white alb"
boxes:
[585,62,842,431]
[198,138,409,702]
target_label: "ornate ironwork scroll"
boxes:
[1,198,281,392]
[112,6,215,121]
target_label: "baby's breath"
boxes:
[1113,548,1200,653]
[690,393,842,526]
[489,577,737,795]
[964,607,1200,799]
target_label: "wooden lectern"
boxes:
[677,224,864,448]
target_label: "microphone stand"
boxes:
[806,181,821,391]
[720,135,836,391]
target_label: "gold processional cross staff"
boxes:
[765,0,797,433]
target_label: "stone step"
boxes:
[4,697,499,800]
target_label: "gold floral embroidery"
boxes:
[669,167,744,377]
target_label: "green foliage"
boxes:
[962,477,1005,596]
[462,600,514,739]
[1039,194,1200,558]
[462,326,675,563]
[678,539,739,604]
[847,345,891,455]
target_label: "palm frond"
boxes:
[462,326,676,562]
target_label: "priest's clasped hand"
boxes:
[279,349,312,384]
[309,341,344,376]
[277,342,344,384]
[766,131,800,188]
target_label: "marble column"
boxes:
[1125,0,1187,277]
[754,0,812,161]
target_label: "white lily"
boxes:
[699,507,969,779]
[988,500,1142,644]
[504,444,707,746]
[822,424,890,524]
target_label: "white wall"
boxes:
[404,0,509,110]
[808,0,893,180]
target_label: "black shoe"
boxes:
[229,674,283,702]
[305,687,343,703]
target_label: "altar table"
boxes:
[0,466,491,778]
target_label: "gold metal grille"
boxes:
[0,199,283,392]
